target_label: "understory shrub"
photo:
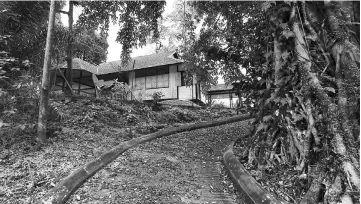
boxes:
[156,111,180,124]
[211,102,226,109]
[169,107,198,122]
[151,92,164,111]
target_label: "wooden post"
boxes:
[62,69,66,91]
[78,70,82,95]
[199,83,201,101]
[229,90,232,108]
[37,0,56,144]
[239,92,243,109]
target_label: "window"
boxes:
[135,77,145,90]
[135,66,169,89]
[146,75,157,89]
[157,74,169,88]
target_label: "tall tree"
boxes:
[153,0,200,52]
[37,0,56,143]
[65,1,74,96]
[185,1,359,203]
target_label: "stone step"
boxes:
[195,161,237,204]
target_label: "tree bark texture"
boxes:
[65,1,73,96]
[36,114,253,204]
[259,2,360,202]
[294,1,359,202]
[37,0,56,144]
[295,22,358,204]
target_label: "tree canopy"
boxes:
[52,25,109,65]
[0,1,108,68]
[77,1,166,66]
[0,1,53,67]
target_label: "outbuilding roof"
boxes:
[52,58,98,73]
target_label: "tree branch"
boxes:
[300,1,330,76]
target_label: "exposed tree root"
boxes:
[299,169,325,204]
[324,174,343,204]
[292,2,360,201]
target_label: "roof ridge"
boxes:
[104,51,176,64]
[133,50,175,58]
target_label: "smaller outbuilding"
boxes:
[50,58,98,96]
[206,81,245,108]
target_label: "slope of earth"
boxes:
[66,119,254,203]
[0,97,248,203]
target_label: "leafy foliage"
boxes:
[77,1,166,66]
[73,28,108,65]
[52,24,109,65]
[151,91,164,111]
[0,1,107,69]
[0,1,61,68]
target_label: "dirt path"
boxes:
[67,119,253,204]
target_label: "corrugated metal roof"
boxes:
[52,58,98,73]
[94,61,121,75]
[51,51,183,75]
[97,51,183,75]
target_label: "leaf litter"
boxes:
[0,97,252,203]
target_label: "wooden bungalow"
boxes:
[50,51,205,101]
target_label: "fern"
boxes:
[49,100,66,120]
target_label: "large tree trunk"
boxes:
[37,0,56,144]
[65,1,73,96]
[249,1,360,203]
[293,2,359,202]
[297,1,359,202]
